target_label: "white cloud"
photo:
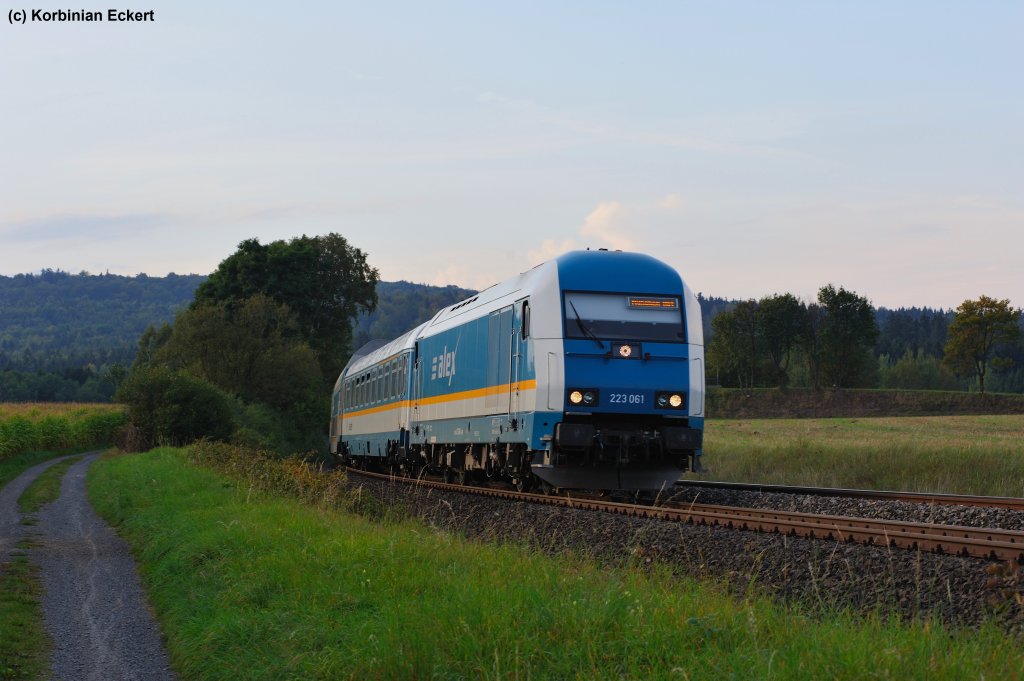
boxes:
[525,200,640,268]
[429,264,497,292]
[527,237,577,266]
[579,201,634,251]
[659,193,684,210]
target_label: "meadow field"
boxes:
[0,402,125,461]
[88,447,1024,680]
[701,414,1024,497]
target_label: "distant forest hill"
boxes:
[0,268,981,400]
[0,270,206,373]
[0,271,476,401]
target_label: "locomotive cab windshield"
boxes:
[562,291,685,343]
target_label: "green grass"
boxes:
[17,456,81,515]
[699,414,1024,496]
[0,542,49,681]
[89,448,1024,680]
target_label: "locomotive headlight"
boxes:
[568,388,599,407]
[656,391,685,409]
[618,344,632,358]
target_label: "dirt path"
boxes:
[0,456,68,567]
[1,452,177,680]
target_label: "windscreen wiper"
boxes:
[569,301,605,349]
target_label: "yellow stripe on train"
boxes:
[344,379,538,419]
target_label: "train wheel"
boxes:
[515,475,534,493]
[456,468,469,486]
[443,468,455,484]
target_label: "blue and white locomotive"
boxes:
[329,249,705,491]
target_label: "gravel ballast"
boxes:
[349,475,1024,632]
[670,483,1024,532]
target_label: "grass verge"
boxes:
[700,414,1024,496]
[0,542,49,681]
[90,448,1024,680]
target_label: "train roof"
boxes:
[341,321,428,378]
[337,249,696,382]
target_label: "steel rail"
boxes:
[675,480,1024,511]
[345,468,1024,563]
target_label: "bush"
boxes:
[878,351,964,391]
[115,367,235,450]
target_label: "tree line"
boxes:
[3,253,1023,411]
[707,287,1023,394]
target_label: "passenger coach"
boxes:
[330,249,705,491]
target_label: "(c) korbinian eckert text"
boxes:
[22,9,155,22]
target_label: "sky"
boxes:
[1,1,1021,310]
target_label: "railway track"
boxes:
[676,479,1024,512]
[346,467,1024,563]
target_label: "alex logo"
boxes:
[431,346,456,382]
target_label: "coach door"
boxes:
[412,342,421,427]
[486,306,513,415]
[508,299,528,430]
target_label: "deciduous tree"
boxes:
[817,285,878,388]
[757,293,805,388]
[194,233,379,381]
[943,296,1022,393]
[157,295,321,408]
[707,300,760,388]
